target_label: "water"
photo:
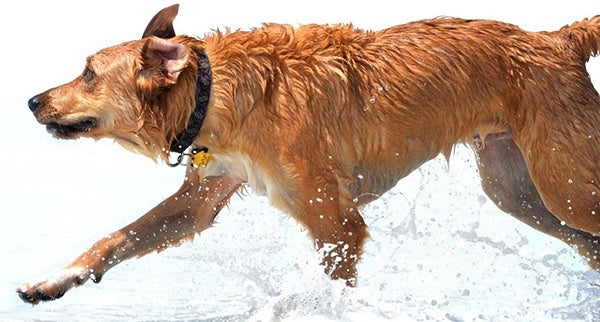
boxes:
[2,142,599,321]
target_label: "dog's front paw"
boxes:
[17,267,101,305]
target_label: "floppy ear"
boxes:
[138,36,190,94]
[142,4,179,38]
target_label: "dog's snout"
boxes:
[28,95,42,115]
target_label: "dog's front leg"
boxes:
[288,172,370,286]
[17,169,241,305]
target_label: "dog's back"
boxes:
[207,18,600,207]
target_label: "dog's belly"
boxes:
[344,134,444,204]
[349,160,422,205]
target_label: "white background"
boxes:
[2,0,600,320]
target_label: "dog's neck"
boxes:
[169,50,212,154]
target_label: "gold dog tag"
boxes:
[192,151,212,168]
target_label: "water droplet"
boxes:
[370,96,376,103]
[377,86,383,92]
[477,195,487,205]
[560,221,566,226]
[357,174,364,180]
[568,179,573,184]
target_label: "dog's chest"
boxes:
[198,152,271,196]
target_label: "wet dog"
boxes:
[18,4,600,304]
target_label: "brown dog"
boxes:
[18,4,600,304]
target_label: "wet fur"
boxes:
[18,4,600,304]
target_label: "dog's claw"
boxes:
[55,290,65,299]
[34,287,57,302]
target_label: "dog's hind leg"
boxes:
[474,132,600,270]
[17,168,241,304]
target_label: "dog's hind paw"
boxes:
[17,266,94,305]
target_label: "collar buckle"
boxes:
[167,147,211,168]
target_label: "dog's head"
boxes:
[27,4,196,158]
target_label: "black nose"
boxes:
[28,95,42,115]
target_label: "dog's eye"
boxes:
[82,67,96,82]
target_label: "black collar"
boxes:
[169,51,212,154]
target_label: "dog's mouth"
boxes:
[46,118,98,138]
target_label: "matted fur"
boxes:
[18,4,600,304]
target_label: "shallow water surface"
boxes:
[2,144,599,321]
